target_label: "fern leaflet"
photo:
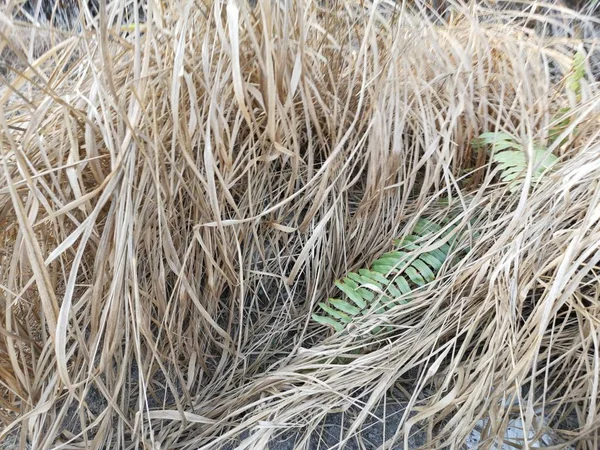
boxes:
[312,218,458,333]
[472,132,557,185]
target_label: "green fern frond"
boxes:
[567,51,586,97]
[549,51,586,145]
[311,218,459,333]
[548,107,573,145]
[471,132,519,151]
[473,132,557,187]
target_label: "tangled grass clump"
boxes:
[1,0,600,449]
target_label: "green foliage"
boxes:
[312,219,456,333]
[548,106,572,145]
[567,51,586,97]
[549,51,586,145]
[315,127,561,334]
[472,132,557,186]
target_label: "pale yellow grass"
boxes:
[0,1,599,449]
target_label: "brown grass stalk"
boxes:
[1,0,600,448]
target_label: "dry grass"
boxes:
[1,0,600,449]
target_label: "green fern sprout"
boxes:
[312,218,457,332]
[472,132,557,186]
[549,51,586,145]
[313,129,559,333]
[567,51,586,97]
[548,107,572,145]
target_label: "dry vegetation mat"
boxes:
[1,0,600,449]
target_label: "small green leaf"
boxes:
[413,218,442,236]
[342,277,359,289]
[329,298,362,315]
[491,146,557,185]
[493,150,526,166]
[339,277,374,301]
[358,269,390,285]
[335,280,367,308]
[532,149,557,171]
[567,51,586,95]
[472,132,517,148]
[383,250,410,260]
[386,282,402,298]
[497,161,523,173]
[549,107,572,142]
[318,302,351,323]
[395,234,420,250]
[356,287,375,301]
[502,170,525,182]
[347,272,383,290]
[490,140,522,151]
[372,263,397,275]
[393,276,411,295]
[418,253,443,271]
[412,259,435,282]
[428,245,449,261]
[375,255,404,267]
[405,266,425,286]
[312,314,344,332]
[500,166,525,181]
